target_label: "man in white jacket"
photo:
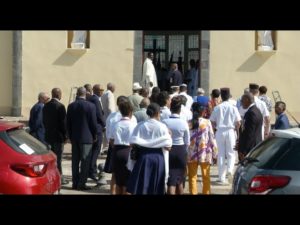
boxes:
[142,52,158,88]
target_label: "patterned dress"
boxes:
[188,118,218,164]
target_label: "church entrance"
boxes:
[143,31,201,91]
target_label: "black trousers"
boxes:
[50,142,64,175]
[89,132,103,176]
[71,142,93,188]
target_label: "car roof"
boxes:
[0,121,23,132]
[271,128,300,139]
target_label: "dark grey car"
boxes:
[232,128,300,194]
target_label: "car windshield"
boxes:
[247,137,290,169]
[5,129,48,155]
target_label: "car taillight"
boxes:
[11,163,47,177]
[248,175,291,194]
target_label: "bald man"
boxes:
[43,88,68,185]
[67,87,98,190]
[29,92,50,144]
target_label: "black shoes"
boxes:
[77,185,92,191]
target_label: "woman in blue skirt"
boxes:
[127,103,172,195]
[162,96,190,194]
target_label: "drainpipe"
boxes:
[11,31,22,116]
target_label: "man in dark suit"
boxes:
[169,63,183,87]
[67,87,98,190]
[29,92,50,144]
[238,93,263,161]
[87,84,106,181]
[43,88,69,185]
[274,101,290,130]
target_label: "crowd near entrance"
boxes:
[143,31,201,92]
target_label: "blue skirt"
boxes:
[112,145,131,186]
[126,146,165,195]
[168,145,187,186]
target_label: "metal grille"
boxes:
[188,35,199,49]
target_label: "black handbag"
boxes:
[130,145,140,160]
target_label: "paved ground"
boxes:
[59,143,232,195]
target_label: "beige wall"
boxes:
[0,31,13,115]
[22,31,134,117]
[210,31,300,114]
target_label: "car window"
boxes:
[247,137,290,169]
[4,129,48,155]
[273,138,300,171]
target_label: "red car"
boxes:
[0,121,61,194]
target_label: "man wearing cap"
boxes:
[210,88,241,185]
[128,82,144,113]
[249,83,270,140]
[142,52,158,89]
[170,86,180,99]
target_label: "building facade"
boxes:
[0,31,299,119]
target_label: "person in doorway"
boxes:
[142,52,158,89]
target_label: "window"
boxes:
[255,30,277,51]
[247,137,290,169]
[67,30,90,49]
[0,129,49,155]
[273,138,300,171]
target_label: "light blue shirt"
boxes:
[162,114,190,146]
[160,106,171,121]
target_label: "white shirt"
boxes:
[180,104,192,122]
[112,117,137,146]
[170,92,179,100]
[101,90,116,120]
[228,98,237,107]
[254,96,270,139]
[130,119,172,148]
[160,106,171,121]
[129,118,172,183]
[210,101,241,130]
[162,114,190,146]
[142,58,157,88]
[179,92,194,111]
[106,111,137,141]
[254,96,270,118]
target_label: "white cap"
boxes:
[133,82,142,90]
[197,88,205,94]
[179,83,187,87]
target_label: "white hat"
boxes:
[180,83,187,87]
[133,82,142,90]
[197,88,205,94]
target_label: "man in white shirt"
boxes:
[210,88,241,185]
[179,83,193,111]
[249,83,270,140]
[101,83,116,121]
[142,52,158,88]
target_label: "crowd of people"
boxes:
[28,52,291,195]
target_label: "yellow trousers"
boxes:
[187,161,211,195]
